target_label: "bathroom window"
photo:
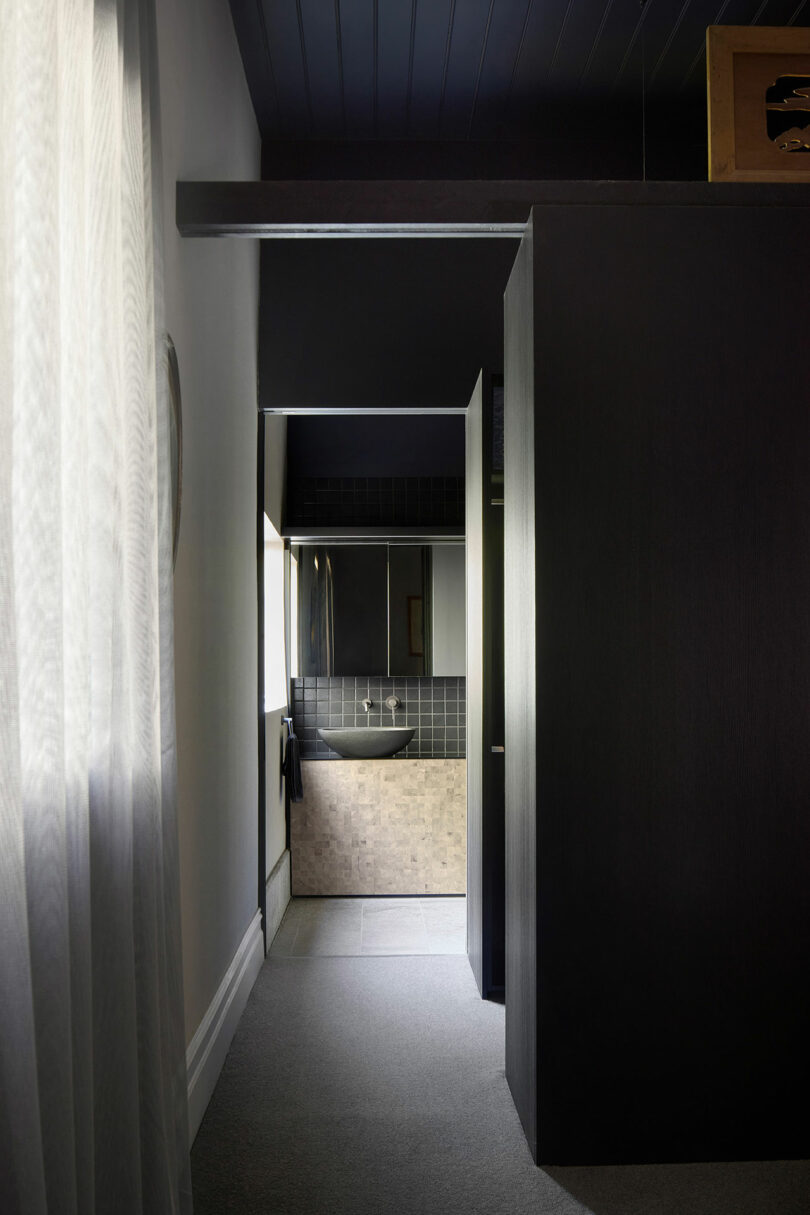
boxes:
[264,515,287,710]
[289,547,298,680]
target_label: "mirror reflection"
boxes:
[293,543,465,677]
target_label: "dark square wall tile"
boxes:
[291,674,465,760]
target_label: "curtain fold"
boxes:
[0,2,192,1211]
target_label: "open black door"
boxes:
[466,370,505,999]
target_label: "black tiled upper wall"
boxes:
[290,676,466,760]
[286,476,464,528]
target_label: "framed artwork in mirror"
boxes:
[407,596,424,658]
[707,26,810,181]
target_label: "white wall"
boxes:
[264,416,288,875]
[432,544,467,676]
[156,0,261,1046]
[264,414,287,533]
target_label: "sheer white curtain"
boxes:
[0,1,191,1211]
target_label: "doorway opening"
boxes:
[250,228,512,996]
[263,410,469,924]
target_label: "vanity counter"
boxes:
[290,758,466,896]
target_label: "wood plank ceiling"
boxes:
[229,0,808,149]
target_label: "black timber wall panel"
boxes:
[259,239,517,411]
[517,201,810,1165]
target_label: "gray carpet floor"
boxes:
[190,954,810,1215]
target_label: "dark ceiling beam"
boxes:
[176,179,534,237]
[177,179,810,238]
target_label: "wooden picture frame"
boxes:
[407,595,424,657]
[707,25,810,182]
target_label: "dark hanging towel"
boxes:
[283,729,304,803]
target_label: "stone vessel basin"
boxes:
[317,726,415,759]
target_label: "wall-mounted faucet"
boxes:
[384,695,401,712]
[361,698,373,713]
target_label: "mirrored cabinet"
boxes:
[292,542,465,678]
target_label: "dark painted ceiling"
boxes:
[258,237,515,409]
[287,415,466,476]
[230,0,808,173]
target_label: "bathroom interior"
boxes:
[263,407,499,961]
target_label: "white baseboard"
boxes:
[266,849,291,944]
[186,908,264,1142]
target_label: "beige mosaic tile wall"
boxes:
[291,759,466,895]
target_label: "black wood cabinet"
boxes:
[504,189,810,1165]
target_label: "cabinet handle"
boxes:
[491,745,505,753]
